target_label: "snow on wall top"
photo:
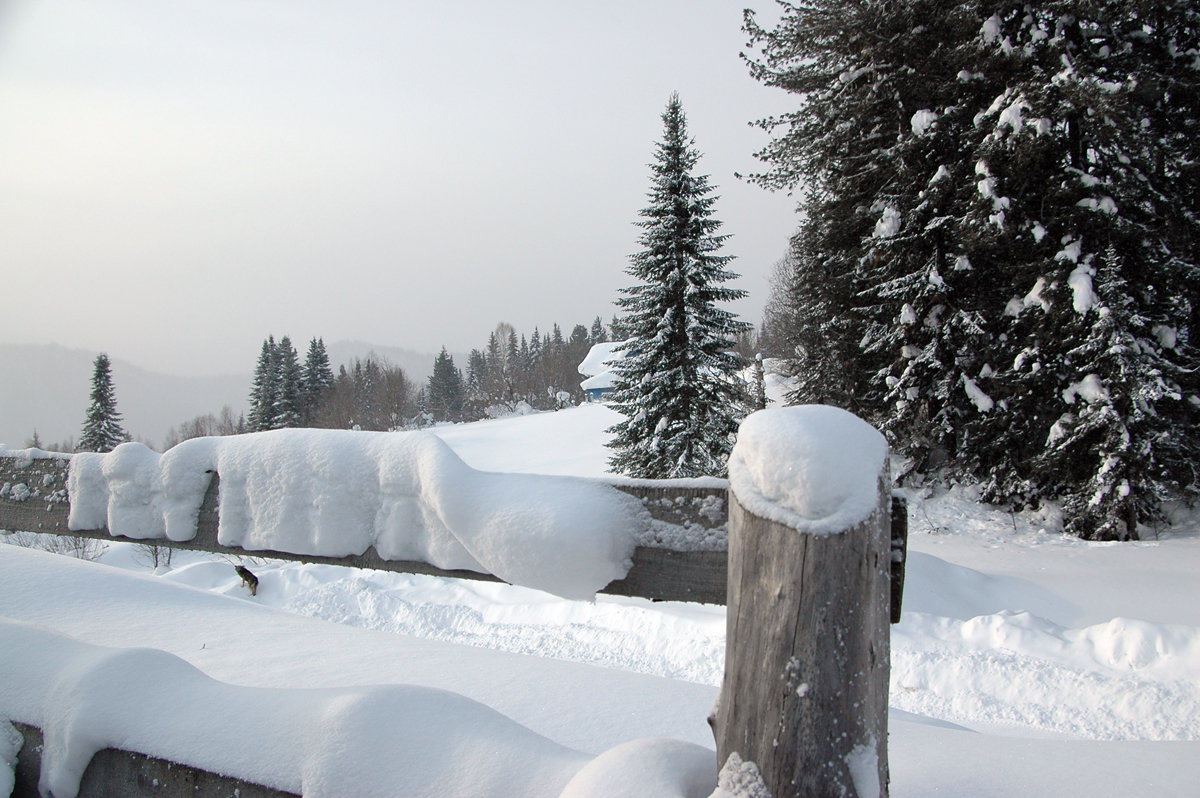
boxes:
[727,406,888,535]
[67,429,642,599]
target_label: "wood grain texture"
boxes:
[714,478,892,798]
[12,723,299,798]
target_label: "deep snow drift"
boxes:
[67,428,642,599]
[3,403,1199,796]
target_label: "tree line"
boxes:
[425,317,630,423]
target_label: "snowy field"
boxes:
[3,403,1199,796]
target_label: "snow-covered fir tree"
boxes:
[589,316,609,344]
[606,93,750,479]
[744,1,1199,539]
[273,336,304,429]
[78,352,128,452]
[427,348,465,422]
[301,337,335,423]
[247,336,280,432]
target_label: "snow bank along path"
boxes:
[67,429,643,599]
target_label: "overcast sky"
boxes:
[0,0,797,376]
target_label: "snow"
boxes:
[962,375,995,412]
[727,407,888,534]
[1021,276,1052,313]
[872,206,901,239]
[1055,237,1083,263]
[1068,262,1099,313]
[997,97,1028,133]
[980,14,1002,44]
[577,341,628,377]
[1077,196,1118,214]
[68,428,641,600]
[0,722,18,798]
[846,737,881,798]
[1062,374,1109,405]
[4,403,1200,796]
[910,109,937,136]
[1152,324,1178,350]
[711,754,769,798]
[1,617,591,798]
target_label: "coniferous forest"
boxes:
[745,1,1199,539]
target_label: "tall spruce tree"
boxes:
[744,1,1200,539]
[273,336,304,429]
[606,93,750,479]
[78,352,128,452]
[427,347,465,422]
[247,336,280,432]
[301,337,335,424]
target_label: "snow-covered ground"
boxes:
[3,404,1199,796]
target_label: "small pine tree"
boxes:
[590,316,609,345]
[607,93,751,479]
[78,353,128,452]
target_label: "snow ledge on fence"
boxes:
[0,618,719,798]
[727,406,888,535]
[66,429,642,599]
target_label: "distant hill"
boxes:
[0,341,442,451]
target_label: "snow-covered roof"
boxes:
[577,341,628,377]
[581,372,617,392]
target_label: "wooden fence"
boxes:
[0,446,906,798]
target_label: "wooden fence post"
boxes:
[713,410,891,798]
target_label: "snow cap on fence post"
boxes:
[727,405,888,535]
[717,405,892,798]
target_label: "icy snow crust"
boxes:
[727,407,888,534]
[67,429,641,600]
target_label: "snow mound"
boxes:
[0,618,720,798]
[0,720,19,798]
[728,407,888,535]
[559,738,716,798]
[0,618,588,798]
[68,429,642,599]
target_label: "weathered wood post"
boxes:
[713,406,891,798]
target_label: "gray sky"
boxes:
[0,0,797,376]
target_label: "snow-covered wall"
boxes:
[727,406,889,535]
[67,430,643,599]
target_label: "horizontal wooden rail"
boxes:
[0,453,904,612]
[11,723,296,798]
[0,454,730,604]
